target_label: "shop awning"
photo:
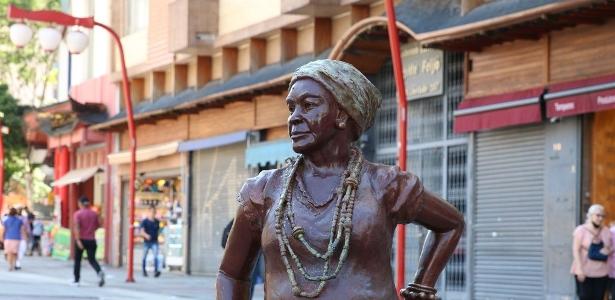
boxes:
[453,88,544,133]
[178,131,247,152]
[52,166,101,187]
[108,141,181,165]
[545,74,615,118]
[245,139,296,168]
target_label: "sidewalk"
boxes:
[0,253,264,300]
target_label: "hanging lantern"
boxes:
[65,29,89,54]
[37,27,62,52]
[9,23,33,48]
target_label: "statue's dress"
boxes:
[236,160,425,299]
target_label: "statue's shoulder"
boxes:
[239,164,292,205]
[362,160,407,187]
[362,160,422,199]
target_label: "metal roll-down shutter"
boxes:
[474,125,545,299]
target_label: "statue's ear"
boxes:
[335,109,350,130]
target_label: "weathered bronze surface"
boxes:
[217,60,464,299]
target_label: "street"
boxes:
[0,254,264,300]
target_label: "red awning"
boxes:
[545,74,615,118]
[453,88,544,133]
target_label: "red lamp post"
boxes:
[7,4,139,282]
[384,0,410,294]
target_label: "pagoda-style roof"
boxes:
[37,98,108,136]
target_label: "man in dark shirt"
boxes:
[140,205,161,277]
[72,196,104,287]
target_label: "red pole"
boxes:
[104,133,113,264]
[59,146,70,227]
[0,117,4,215]
[94,21,137,283]
[384,0,409,294]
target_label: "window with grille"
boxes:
[371,52,467,294]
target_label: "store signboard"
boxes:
[52,227,105,261]
[95,229,105,260]
[52,227,71,261]
[402,43,444,101]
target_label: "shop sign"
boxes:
[546,88,615,118]
[137,191,165,207]
[51,227,104,261]
[52,227,71,261]
[402,43,444,101]
[95,229,105,260]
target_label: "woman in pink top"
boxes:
[608,221,615,299]
[571,204,611,300]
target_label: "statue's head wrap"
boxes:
[289,59,382,133]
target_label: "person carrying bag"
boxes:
[572,204,612,300]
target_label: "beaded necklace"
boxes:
[274,147,363,298]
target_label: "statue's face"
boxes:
[286,78,340,154]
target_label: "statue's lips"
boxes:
[290,132,310,139]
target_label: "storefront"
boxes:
[544,74,615,223]
[135,175,183,270]
[445,5,615,299]
[108,141,186,270]
[181,131,249,275]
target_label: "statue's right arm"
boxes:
[216,174,268,300]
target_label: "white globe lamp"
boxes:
[9,23,33,48]
[66,30,89,54]
[37,27,62,52]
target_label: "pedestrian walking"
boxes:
[572,204,611,300]
[31,214,44,256]
[72,196,105,287]
[15,207,31,269]
[140,205,161,277]
[1,208,28,271]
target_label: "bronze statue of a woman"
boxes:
[217,59,464,299]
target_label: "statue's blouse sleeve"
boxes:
[382,166,426,224]
[236,170,272,232]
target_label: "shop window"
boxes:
[125,0,149,36]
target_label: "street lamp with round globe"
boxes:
[37,26,62,52]
[9,23,33,47]
[65,30,89,54]
[7,3,139,283]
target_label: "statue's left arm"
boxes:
[386,168,464,298]
[407,190,464,292]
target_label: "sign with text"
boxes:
[402,44,444,101]
[546,88,615,118]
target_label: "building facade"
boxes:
[92,0,397,271]
[439,1,615,299]
[54,0,615,299]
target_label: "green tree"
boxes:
[0,0,61,107]
[0,84,27,187]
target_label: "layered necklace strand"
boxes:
[274,147,363,298]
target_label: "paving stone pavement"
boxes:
[0,252,264,300]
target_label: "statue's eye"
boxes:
[304,98,319,109]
